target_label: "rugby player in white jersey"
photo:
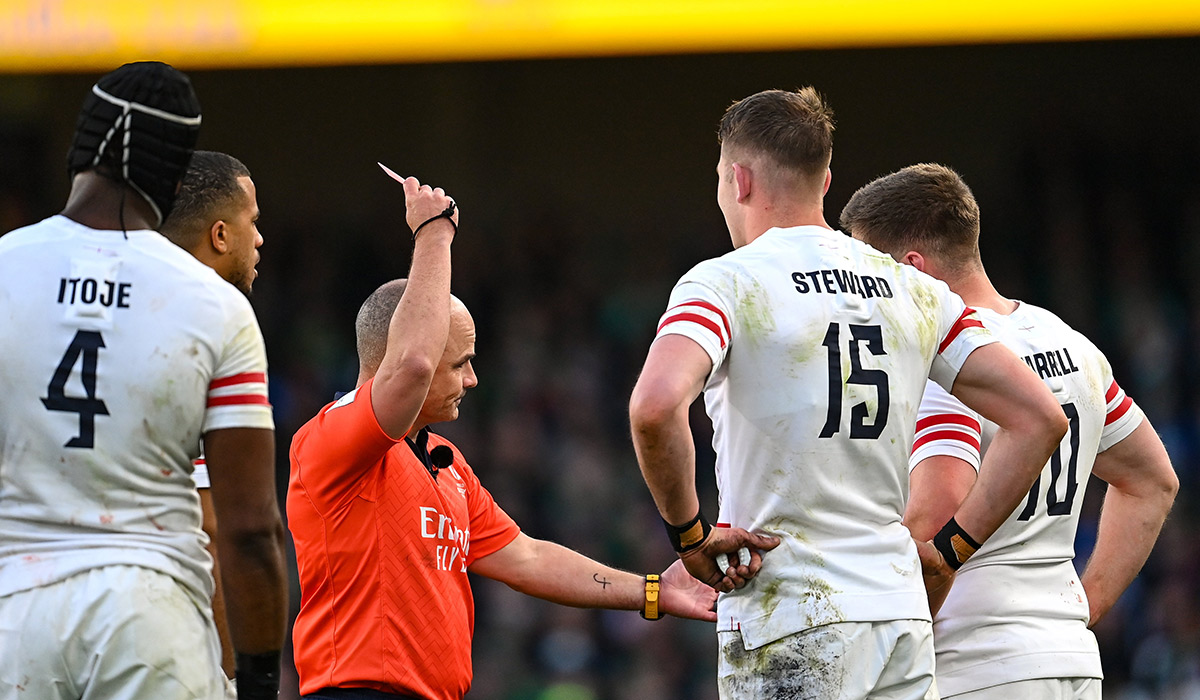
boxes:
[840,163,1178,700]
[0,63,286,700]
[629,88,1068,700]
[162,150,266,678]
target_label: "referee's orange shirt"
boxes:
[287,378,520,700]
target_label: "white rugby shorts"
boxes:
[718,619,939,700]
[946,678,1100,700]
[0,564,226,700]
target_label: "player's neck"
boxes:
[744,205,831,244]
[61,172,158,232]
[952,271,1018,316]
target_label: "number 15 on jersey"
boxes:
[820,322,890,439]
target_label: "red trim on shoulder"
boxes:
[1105,396,1134,425]
[715,522,731,528]
[912,429,981,453]
[207,394,272,408]
[658,312,727,348]
[193,458,205,466]
[668,299,732,338]
[915,414,981,434]
[209,372,267,390]
[937,308,985,355]
[1105,380,1120,403]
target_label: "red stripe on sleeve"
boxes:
[207,394,272,408]
[209,372,267,390]
[915,414,981,434]
[937,308,985,355]
[1105,381,1120,403]
[1105,396,1134,425]
[912,429,981,453]
[658,312,727,348]
[668,300,732,339]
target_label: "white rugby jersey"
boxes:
[0,215,273,604]
[910,301,1142,696]
[193,456,210,489]
[656,225,995,650]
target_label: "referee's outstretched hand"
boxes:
[659,559,719,622]
[681,526,780,593]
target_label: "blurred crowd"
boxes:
[3,46,1200,700]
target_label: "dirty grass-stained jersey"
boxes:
[655,225,995,650]
[0,215,273,605]
[910,302,1143,696]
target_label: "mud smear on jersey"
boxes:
[734,275,776,347]
[744,524,844,626]
[720,627,846,700]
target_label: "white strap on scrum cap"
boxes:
[90,84,203,125]
[88,84,203,226]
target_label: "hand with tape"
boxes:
[914,537,955,616]
[664,510,780,593]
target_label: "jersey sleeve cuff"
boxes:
[1099,400,1145,452]
[910,441,982,473]
[930,330,997,392]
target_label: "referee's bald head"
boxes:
[356,280,409,374]
[355,280,466,376]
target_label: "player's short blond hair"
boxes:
[717,87,834,189]
[839,163,982,271]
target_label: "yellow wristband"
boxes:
[641,574,662,620]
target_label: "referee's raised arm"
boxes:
[368,174,459,439]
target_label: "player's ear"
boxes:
[209,220,229,254]
[732,162,752,203]
[902,250,926,272]
[823,168,832,196]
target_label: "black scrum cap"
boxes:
[67,61,202,227]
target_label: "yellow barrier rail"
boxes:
[2,0,1199,72]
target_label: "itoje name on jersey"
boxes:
[57,276,131,309]
[792,268,894,299]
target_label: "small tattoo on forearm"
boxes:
[593,573,610,588]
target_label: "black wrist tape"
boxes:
[933,517,982,570]
[664,510,711,553]
[235,650,281,700]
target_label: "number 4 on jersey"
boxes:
[41,329,110,448]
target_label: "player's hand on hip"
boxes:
[399,176,459,237]
[915,537,955,616]
[681,526,780,593]
[658,558,718,622]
